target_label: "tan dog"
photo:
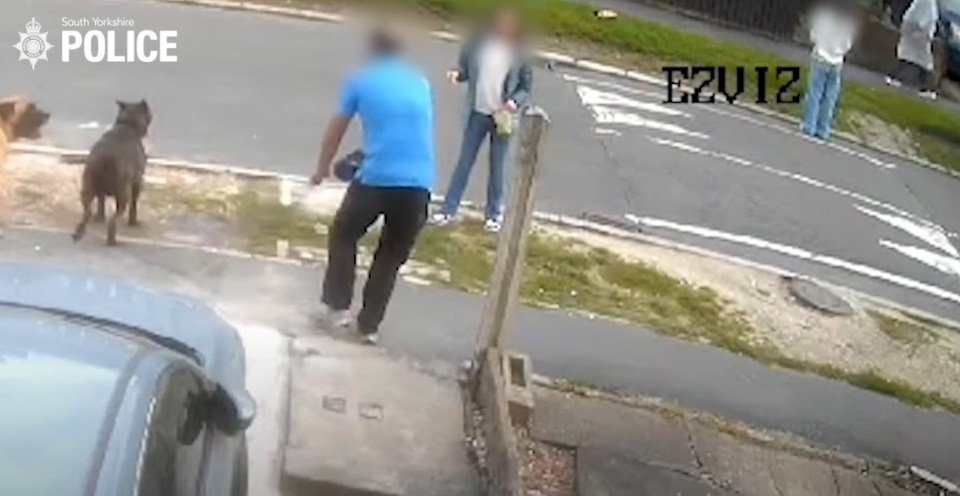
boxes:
[0,96,50,167]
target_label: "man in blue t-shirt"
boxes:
[310,29,435,344]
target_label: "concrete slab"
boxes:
[577,447,735,496]
[692,423,889,496]
[873,479,920,496]
[833,467,882,496]
[689,423,781,496]
[767,451,840,496]
[531,388,697,470]
[281,336,481,496]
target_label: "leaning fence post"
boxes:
[475,106,550,354]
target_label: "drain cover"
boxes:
[785,277,853,316]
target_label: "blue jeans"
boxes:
[802,60,842,140]
[442,111,510,221]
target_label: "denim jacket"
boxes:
[455,35,533,116]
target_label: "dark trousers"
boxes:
[892,59,933,91]
[322,182,430,334]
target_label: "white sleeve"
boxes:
[809,7,825,44]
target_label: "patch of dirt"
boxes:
[846,111,922,160]
[518,429,576,496]
[1,153,275,248]
[546,225,960,404]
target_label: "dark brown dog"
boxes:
[0,96,50,167]
[73,100,152,246]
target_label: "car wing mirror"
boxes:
[212,384,257,435]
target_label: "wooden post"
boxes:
[475,106,550,353]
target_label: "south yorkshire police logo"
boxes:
[13,18,54,70]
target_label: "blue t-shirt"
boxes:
[339,57,435,190]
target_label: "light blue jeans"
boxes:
[802,59,842,140]
[442,111,510,221]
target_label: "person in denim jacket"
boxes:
[432,8,533,232]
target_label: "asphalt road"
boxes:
[5,0,960,325]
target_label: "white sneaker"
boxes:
[318,306,352,330]
[483,218,502,233]
[918,90,938,100]
[429,212,453,226]
[360,332,380,345]
[885,76,902,88]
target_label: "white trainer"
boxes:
[318,306,352,330]
[429,212,453,226]
[483,218,502,233]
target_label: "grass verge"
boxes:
[275,0,960,170]
[868,309,942,348]
[167,186,960,414]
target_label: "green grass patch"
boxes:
[232,190,324,252]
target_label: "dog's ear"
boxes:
[116,100,127,110]
[0,101,17,123]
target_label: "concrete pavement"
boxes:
[532,387,919,496]
[6,0,960,327]
[3,226,959,485]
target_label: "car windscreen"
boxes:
[0,308,139,496]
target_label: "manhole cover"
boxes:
[785,277,853,316]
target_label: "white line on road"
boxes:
[856,205,958,257]
[595,128,623,136]
[563,73,898,170]
[880,240,960,278]
[591,105,709,139]
[646,137,935,227]
[576,85,691,118]
[634,216,960,306]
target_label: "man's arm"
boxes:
[312,75,359,185]
[449,37,475,84]
[311,115,351,184]
[507,60,533,110]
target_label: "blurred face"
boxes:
[491,10,521,42]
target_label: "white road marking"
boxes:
[595,128,623,136]
[647,137,935,227]
[563,73,898,170]
[880,240,960,278]
[856,205,958,257]
[591,105,709,139]
[576,85,691,117]
[634,216,960,305]
[563,73,663,99]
